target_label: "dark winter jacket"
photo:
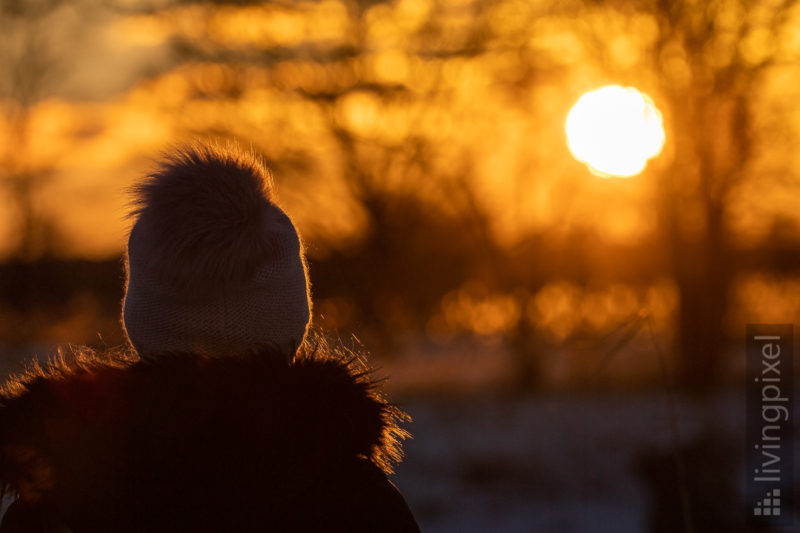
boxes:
[0,343,419,532]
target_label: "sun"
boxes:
[566,85,665,178]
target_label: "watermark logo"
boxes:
[753,488,782,517]
[746,324,794,528]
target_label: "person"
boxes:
[0,143,419,532]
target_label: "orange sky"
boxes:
[2,0,800,259]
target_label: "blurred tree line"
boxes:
[2,0,800,392]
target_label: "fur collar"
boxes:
[0,340,411,530]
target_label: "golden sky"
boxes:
[1,0,799,260]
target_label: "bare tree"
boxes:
[0,0,104,259]
[648,0,797,391]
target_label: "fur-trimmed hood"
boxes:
[0,341,417,532]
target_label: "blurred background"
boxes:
[1,0,800,530]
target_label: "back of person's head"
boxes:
[122,142,311,359]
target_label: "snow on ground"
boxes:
[390,389,750,533]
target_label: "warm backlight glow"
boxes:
[566,85,665,177]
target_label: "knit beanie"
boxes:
[122,143,311,359]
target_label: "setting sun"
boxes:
[566,85,665,178]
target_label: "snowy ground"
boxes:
[390,389,763,533]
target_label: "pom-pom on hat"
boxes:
[123,143,311,359]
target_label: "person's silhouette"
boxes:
[0,143,418,532]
